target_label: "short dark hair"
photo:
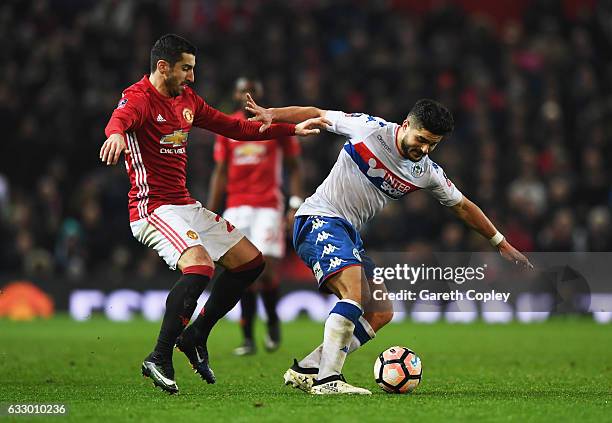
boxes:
[150,34,197,73]
[407,99,454,136]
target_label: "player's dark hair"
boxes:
[150,34,197,73]
[407,99,454,136]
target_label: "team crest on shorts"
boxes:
[352,248,362,261]
[183,108,194,123]
[186,230,198,240]
[313,261,323,282]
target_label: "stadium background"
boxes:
[0,0,611,322]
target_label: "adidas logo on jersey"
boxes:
[156,114,166,122]
[321,243,339,258]
[315,231,334,244]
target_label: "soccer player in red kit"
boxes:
[208,78,304,355]
[99,34,328,394]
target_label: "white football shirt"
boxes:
[296,111,463,230]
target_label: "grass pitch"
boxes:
[1,316,610,422]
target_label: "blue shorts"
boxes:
[293,215,375,292]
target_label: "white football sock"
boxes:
[317,312,355,380]
[298,344,323,369]
[299,316,375,368]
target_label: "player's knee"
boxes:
[378,298,394,327]
[377,309,394,328]
[178,245,214,270]
[365,311,393,332]
[177,264,214,305]
[327,267,370,305]
[228,252,265,285]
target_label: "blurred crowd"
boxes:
[1,0,611,281]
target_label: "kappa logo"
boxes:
[376,135,392,153]
[315,231,334,244]
[313,262,323,281]
[310,218,328,232]
[321,243,339,258]
[156,114,166,122]
[365,114,387,127]
[327,257,347,271]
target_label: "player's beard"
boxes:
[400,141,424,162]
[407,148,424,161]
[165,76,184,97]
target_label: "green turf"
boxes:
[0,316,610,422]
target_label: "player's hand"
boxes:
[100,133,131,165]
[497,239,533,269]
[295,117,332,137]
[245,93,273,133]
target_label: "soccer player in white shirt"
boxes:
[247,96,533,395]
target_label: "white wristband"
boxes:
[289,196,304,209]
[489,231,505,247]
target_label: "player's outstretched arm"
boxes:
[245,93,327,132]
[450,196,533,269]
[294,117,332,136]
[100,133,131,165]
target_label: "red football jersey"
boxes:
[104,76,296,222]
[214,111,301,209]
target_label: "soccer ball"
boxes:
[373,346,422,394]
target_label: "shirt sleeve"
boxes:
[104,92,146,137]
[425,161,463,207]
[281,136,301,157]
[213,135,229,163]
[193,94,296,140]
[324,111,388,141]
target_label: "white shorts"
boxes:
[223,206,285,259]
[130,202,244,270]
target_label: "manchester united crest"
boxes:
[183,108,194,123]
[186,230,198,240]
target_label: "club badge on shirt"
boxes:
[183,108,193,123]
[410,163,424,178]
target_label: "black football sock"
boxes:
[240,289,257,341]
[193,253,265,344]
[153,265,213,358]
[261,286,280,340]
